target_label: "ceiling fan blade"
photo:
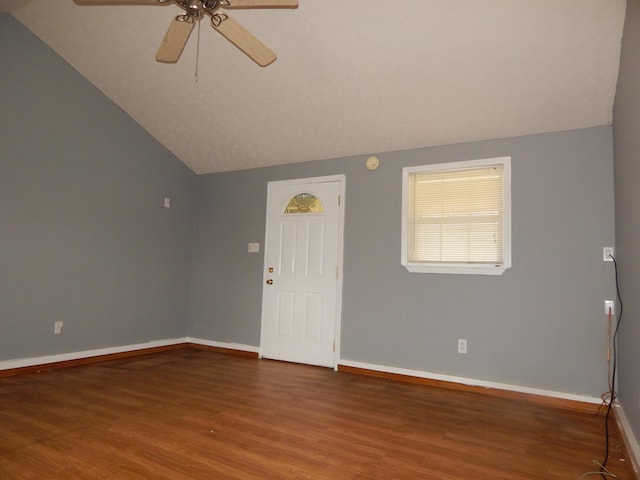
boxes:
[156,17,195,63]
[73,0,166,5]
[212,14,277,67]
[224,0,298,8]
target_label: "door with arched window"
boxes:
[260,176,345,368]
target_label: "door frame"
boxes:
[259,174,346,370]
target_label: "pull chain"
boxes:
[195,17,201,82]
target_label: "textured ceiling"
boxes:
[0,0,32,11]
[6,0,627,174]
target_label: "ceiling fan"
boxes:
[73,0,299,66]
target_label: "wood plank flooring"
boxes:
[0,349,633,479]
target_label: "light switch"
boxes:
[248,243,260,253]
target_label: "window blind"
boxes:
[407,165,504,265]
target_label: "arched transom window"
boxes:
[284,193,324,214]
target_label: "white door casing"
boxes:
[259,175,345,368]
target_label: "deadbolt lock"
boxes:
[268,267,274,273]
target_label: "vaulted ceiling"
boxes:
[4,0,627,174]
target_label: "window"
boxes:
[401,156,511,275]
[284,193,324,214]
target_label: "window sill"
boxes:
[403,263,509,275]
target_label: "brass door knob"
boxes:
[266,279,273,285]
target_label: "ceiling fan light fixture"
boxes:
[75,0,297,66]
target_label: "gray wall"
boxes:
[2,12,620,402]
[613,0,640,441]
[190,126,616,397]
[0,14,198,360]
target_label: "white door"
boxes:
[260,176,344,368]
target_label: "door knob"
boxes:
[266,279,273,285]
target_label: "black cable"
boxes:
[600,253,623,479]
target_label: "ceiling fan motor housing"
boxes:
[185,0,204,18]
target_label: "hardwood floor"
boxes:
[0,349,633,479]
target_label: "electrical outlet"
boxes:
[54,321,63,335]
[458,339,467,354]
[603,247,615,261]
[605,300,615,316]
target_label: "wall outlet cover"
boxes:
[605,300,615,316]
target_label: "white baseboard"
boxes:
[0,338,260,371]
[338,358,602,405]
[185,337,259,353]
[0,341,601,407]
[615,404,640,477]
[0,337,189,371]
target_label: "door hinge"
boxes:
[336,266,338,278]
[338,194,341,206]
[333,340,336,352]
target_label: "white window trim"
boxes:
[401,156,512,275]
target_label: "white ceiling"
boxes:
[6,0,627,174]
